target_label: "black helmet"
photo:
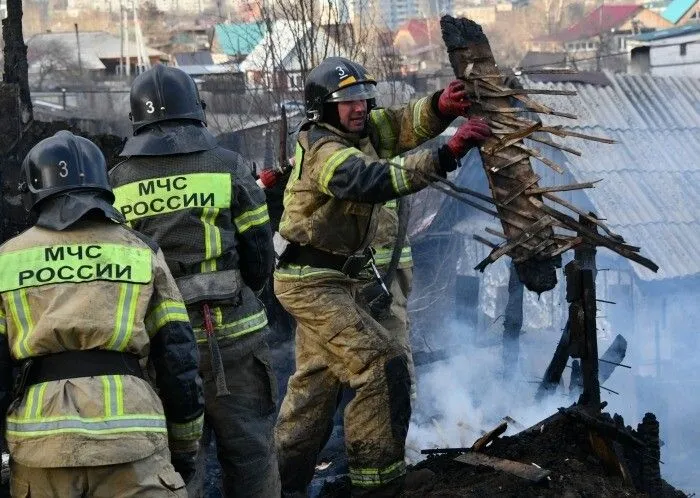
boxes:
[129,64,206,134]
[20,130,113,211]
[304,57,377,122]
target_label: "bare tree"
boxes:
[26,39,85,90]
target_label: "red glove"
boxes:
[446,117,492,159]
[258,168,279,189]
[438,80,471,118]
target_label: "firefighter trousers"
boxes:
[198,338,281,498]
[274,270,411,493]
[10,448,186,498]
[372,268,415,397]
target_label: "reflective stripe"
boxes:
[412,97,432,140]
[102,375,124,417]
[388,157,410,195]
[145,299,189,335]
[0,244,152,292]
[274,264,345,281]
[200,207,221,273]
[7,289,34,359]
[0,308,5,335]
[108,283,140,351]
[349,460,406,487]
[320,148,360,195]
[169,413,204,441]
[194,309,268,344]
[6,415,167,437]
[24,383,47,420]
[370,109,396,158]
[385,199,397,209]
[372,246,412,267]
[113,173,231,222]
[234,204,270,234]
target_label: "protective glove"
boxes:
[257,168,280,189]
[438,80,472,118]
[446,117,492,159]
[171,450,198,484]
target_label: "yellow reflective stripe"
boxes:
[0,244,152,292]
[372,246,412,266]
[113,173,232,222]
[349,460,406,487]
[194,310,267,344]
[145,299,189,335]
[23,382,46,420]
[102,375,124,417]
[102,376,113,416]
[320,148,360,195]
[274,264,345,281]
[108,283,140,351]
[7,289,34,359]
[0,308,6,335]
[115,375,124,415]
[169,413,204,441]
[234,204,270,234]
[370,109,396,158]
[389,157,410,195]
[6,414,167,437]
[412,97,432,140]
[214,307,223,328]
[385,199,397,209]
[200,207,221,273]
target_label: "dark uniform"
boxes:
[109,65,279,497]
[0,131,204,497]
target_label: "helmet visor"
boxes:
[327,82,377,103]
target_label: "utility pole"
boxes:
[120,0,125,76]
[124,1,131,78]
[74,23,83,76]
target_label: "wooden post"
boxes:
[576,213,600,412]
[502,262,524,380]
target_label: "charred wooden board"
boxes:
[440,15,560,293]
[454,452,551,482]
[439,15,658,290]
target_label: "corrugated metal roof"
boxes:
[521,71,700,281]
[662,0,698,23]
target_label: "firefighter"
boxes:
[274,56,491,496]
[0,131,204,497]
[110,65,279,498]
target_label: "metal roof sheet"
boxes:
[519,72,700,280]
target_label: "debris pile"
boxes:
[405,409,685,498]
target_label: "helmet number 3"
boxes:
[145,100,155,114]
[336,66,347,78]
[58,160,69,178]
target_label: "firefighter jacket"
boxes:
[0,220,204,468]
[110,146,275,347]
[279,93,451,259]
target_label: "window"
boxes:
[680,43,687,56]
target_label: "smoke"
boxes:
[406,318,564,463]
[406,275,700,496]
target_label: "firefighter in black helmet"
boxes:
[274,56,491,497]
[110,65,279,497]
[1,130,203,496]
